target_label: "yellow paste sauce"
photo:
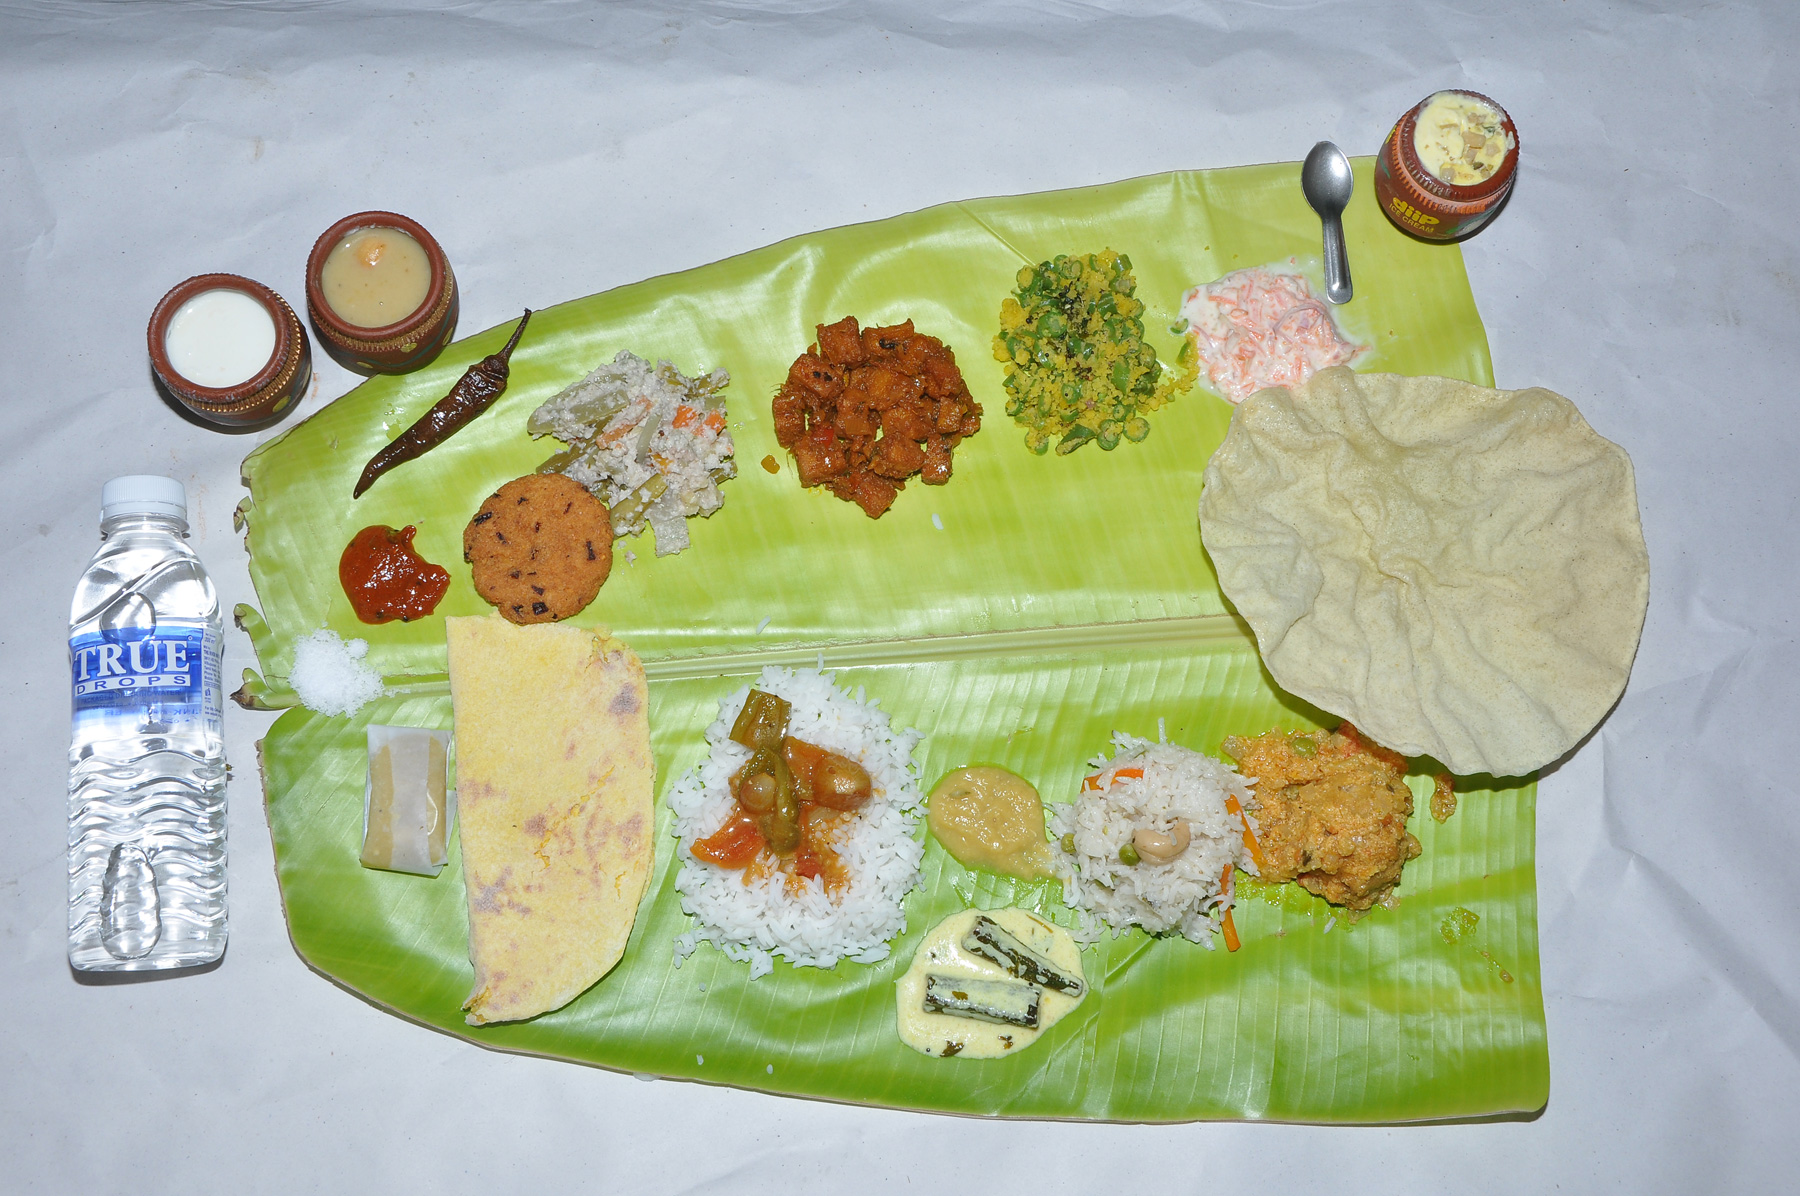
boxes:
[926,766,1055,879]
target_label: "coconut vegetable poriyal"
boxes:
[528,351,735,557]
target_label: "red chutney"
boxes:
[339,524,450,623]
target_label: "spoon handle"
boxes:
[1322,213,1353,304]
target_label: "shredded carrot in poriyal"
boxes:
[671,404,729,434]
[1219,863,1240,952]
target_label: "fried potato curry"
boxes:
[1224,723,1421,912]
[772,316,982,518]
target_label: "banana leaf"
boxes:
[242,160,1547,1122]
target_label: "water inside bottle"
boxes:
[100,843,162,959]
[98,588,156,636]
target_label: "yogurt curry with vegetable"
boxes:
[896,907,1086,1059]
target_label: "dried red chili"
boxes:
[352,309,532,498]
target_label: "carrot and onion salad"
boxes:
[1179,265,1364,404]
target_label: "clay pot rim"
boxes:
[305,210,449,342]
[147,273,294,407]
[1394,89,1520,206]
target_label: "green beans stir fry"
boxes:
[992,249,1193,455]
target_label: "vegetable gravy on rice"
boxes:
[667,666,925,980]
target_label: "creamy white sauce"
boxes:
[163,287,277,389]
[1412,91,1514,186]
[895,907,1085,1059]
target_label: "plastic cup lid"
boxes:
[101,475,188,522]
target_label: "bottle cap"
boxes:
[101,475,188,523]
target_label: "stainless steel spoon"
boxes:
[1302,141,1355,304]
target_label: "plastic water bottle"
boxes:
[67,476,227,971]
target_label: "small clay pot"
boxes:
[305,211,458,375]
[148,274,312,429]
[1373,90,1520,242]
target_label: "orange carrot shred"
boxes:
[1220,864,1240,952]
[1224,794,1268,873]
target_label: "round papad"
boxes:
[1198,368,1649,777]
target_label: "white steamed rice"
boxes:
[1051,732,1258,947]
[666,666,924,979]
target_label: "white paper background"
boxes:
[3,1,1793,1191]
